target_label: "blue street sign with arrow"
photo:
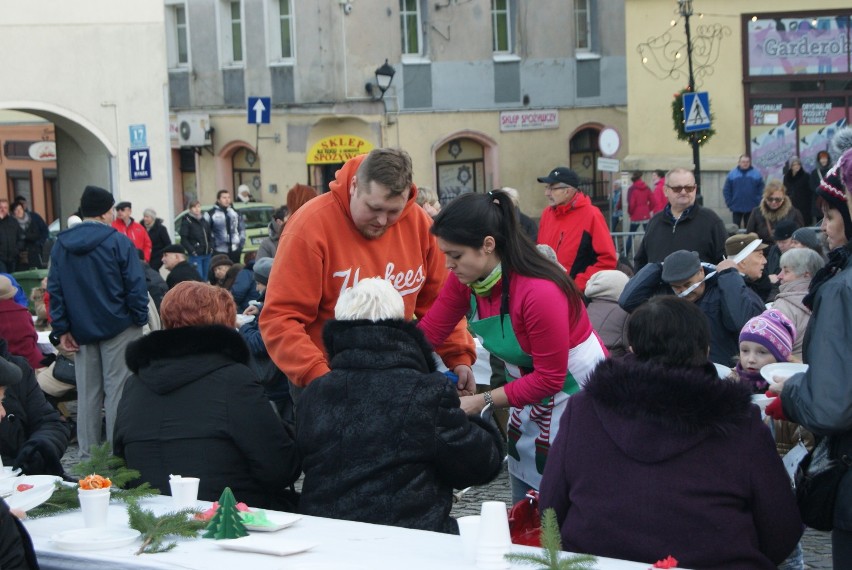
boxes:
[247,97,271,124]
[683,92,711,132]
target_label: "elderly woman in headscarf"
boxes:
[114,281,300,510]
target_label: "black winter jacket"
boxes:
[633,204,727,271]
[178,214,212,256]
[114,326,301,510]
[619,264,764,365]
[297,319,504,534]
[165,260,203,290]
[0,341,70,476]
[146,218,172,271]
[0,216,22,267]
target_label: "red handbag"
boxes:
[508,489,541,546]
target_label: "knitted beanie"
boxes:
[79,185,115,217]
[739,309,796,363]
[253,257,274,286]
[816,155,852,240]
[584,270,629,301]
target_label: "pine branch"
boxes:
[504,508,598,570]
[71,442,142,488]
[112,483,160,504]
[126,499,206,555]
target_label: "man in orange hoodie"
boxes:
[260,148,476,394]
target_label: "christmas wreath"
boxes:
[671,87,715,146]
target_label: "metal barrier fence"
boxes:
[610,230,645,263]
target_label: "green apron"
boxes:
[467,297,593,488]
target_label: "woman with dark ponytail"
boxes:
[418,190,607,502]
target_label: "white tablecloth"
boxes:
[23,496,656,570]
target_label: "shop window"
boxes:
[436,139,485,206]
[6,170,32,203]
[232,147,261,199]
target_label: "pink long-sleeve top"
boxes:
[418,272,595,408]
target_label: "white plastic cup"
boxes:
[78,488,110,528]
[476,501,511,569]
[457,515,481,562]
[169,476,200,509]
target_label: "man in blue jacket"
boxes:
[619,250,764,366]
[47,186,148,457]
[723,155,764,228]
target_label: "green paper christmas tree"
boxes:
[203,487,248,540]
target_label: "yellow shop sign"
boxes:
[307,136,374,164]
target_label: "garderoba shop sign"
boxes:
[747,14,851,76]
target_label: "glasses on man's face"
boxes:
[766,197,784,203]
[666,185,697,194]
[546,185,572,192]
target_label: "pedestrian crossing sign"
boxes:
[683,92,711,132]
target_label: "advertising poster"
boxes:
[750,103,798,181]
[799,101,848,172]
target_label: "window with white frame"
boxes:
[219,0,244,66]
[575,0,591,51]
[492,0,512,53]
[267,0,294,62]
[400,0,421,56]
[165,2,189,68]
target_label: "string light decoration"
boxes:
[635,0,731,189]
[671,87,715,145]
[637,21,730,85]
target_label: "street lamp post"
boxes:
[679,0,702,194]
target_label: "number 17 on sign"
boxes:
[129,148,152,181]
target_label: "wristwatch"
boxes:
[483,391,494,407]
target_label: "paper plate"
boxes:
[15,475,62,488]
[6,483,56,512]
[216,536,317,556]
[243,513,302,532]
[760,363,808,385]
[0,467,22,481]
[51,528,141,551]
[713,363,733,379]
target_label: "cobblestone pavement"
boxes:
[450,462,834,569]
[60,447,833,568]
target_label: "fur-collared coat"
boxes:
[114,325,300,511]
[296,319,504,534]
[746,197,804,245]
[540,356,802,569]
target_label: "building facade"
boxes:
[166,0,628,216]
[0,114,58,222]
[0,1,172,228]
[624,0,852,213]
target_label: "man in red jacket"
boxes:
[112,202,152,262]
[536,166,617,291]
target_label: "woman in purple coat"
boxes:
[539,296,802,570]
